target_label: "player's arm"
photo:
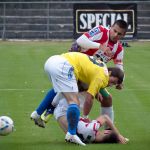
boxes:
[77,34,100,50]
[83,92,94,117]
[76,32,112,56]
[83,78,104,117]
[96,115,128,144]
[77,26,104,50]
[69,41,81,52]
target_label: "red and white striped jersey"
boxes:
[77,26,124,70]
[77,118,101,143]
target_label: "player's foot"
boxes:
[30,111,45,128]
[65,132,86,146]
[41,109,53,123]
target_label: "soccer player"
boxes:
[53,92,129,144]
[69,19,128,125]
[31,52,124,146]
[31,19,127,128]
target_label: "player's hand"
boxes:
[118,134,129,144]
[99,44,114,57]
[81,116,90,123]
[116,84,123,90]
[69,42,81,52]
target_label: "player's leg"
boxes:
[44,56,85,146]
[99,88,114,124]
[36,88,56,115]
[63,92,85,146]
[57,115,68,133]
[30,88,56,127]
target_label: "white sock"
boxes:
[101,106,114,123]
[31,111,40,119]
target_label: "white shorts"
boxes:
[44,55,78,92]
[53,92,86,120]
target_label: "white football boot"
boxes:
[65,132,86,146]
[30,111,45,128]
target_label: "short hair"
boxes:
[102,131,119,143]
[108,67,124,84]
[113,20,128,32]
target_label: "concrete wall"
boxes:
[0,1,149,40]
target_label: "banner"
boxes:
[73,3,137,39]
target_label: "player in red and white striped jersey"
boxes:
[70,20,128,127]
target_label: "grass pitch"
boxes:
[0,41,150,150]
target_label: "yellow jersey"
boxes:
[61,52,109,97]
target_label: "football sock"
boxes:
[67,104,80,135]
[101,106,114,123]
[36,88,56,115]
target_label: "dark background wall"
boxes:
[0,0,149,40]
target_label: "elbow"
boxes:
[76,35,85,46]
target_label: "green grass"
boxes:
[0,41,150,150]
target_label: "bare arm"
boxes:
[96,115,128,144]
[83,92,94,116]
[97,115,119,134]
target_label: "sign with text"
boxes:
[73,3,137,39]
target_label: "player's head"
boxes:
[108,67,124,87]
[101,131,119,143]
[110,20,128,42]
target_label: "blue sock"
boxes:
[36,88,56,115]
[67,104,80,135]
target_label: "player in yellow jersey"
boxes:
[31,52,124,146]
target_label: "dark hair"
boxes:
[108,67,124,84]
[113,20,128,32]
[102,132,119,143]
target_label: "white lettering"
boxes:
[95,14,103,26]
[111,13,116,26]
[80,14,87,29]
[123,13,130,29]
[103,13,110,28]
[116,13,122,20]
[79,12,131,31]
[87,14,95,29]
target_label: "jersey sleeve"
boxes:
[87,77,104,97]
[84,26,104,41]
[76,34,100,50]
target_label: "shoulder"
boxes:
[84,25,108,37]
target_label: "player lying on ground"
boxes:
[53,92,129,144]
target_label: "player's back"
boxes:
[61,52,108,85]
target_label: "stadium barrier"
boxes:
[0,1,149,40]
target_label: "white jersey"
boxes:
[77,118,101,143]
